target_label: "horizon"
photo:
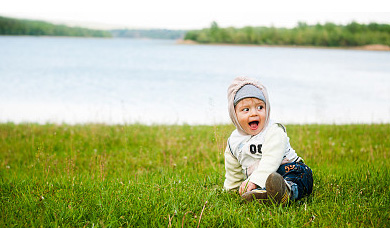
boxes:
[1,0,390,30]
[1,13,390,31]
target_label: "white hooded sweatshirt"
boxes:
[224,76,300,190]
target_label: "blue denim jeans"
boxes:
[276,161,313,200]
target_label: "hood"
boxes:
[227,76,271,135]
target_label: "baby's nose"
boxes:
[249,109,257,116]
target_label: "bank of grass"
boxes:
[0,123,389,227]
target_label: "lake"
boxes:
[0,36,389,125]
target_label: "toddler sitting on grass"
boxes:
[224,76,313,204]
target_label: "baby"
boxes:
[224,76,313,204]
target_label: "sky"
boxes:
[1,0,390,30]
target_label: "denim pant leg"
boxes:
[276,162,314,200]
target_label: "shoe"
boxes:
[265,172,291,205]
[241,188,268,203]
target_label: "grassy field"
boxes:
[0,123,389,227]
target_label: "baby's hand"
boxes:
[239,180,257,195]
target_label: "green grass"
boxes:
[1,123,389,227]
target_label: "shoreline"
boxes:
[176,39,390,51]
[1,122,389,127]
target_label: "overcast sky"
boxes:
[1,0,390,30]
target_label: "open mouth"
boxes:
[249,121,259,130]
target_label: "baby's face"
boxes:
[235,98,266,135]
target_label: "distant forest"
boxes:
[111,29,185,39]
[0,16,185,39]
[2,16,390,47]
[0,16,112,37]
[184,21,390,47]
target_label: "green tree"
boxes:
[183,21,390,47]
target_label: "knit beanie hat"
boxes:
[227,76,271,135]
[234,84,266,106]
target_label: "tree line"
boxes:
[0,16,185,39]
[111,29,185,39]
[0,16,112,37]
[184,21,390,47]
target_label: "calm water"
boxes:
[0,36,389,125]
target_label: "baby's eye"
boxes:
[257,105,264,110]
[243,108,249,112]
